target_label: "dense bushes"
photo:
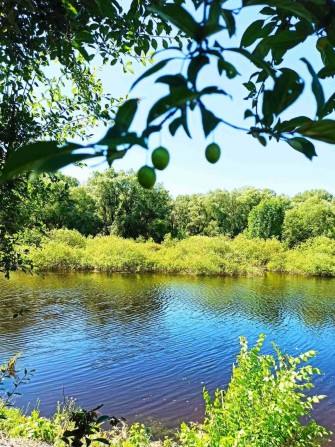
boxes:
[247,198,286,240]
[178,336,330,447]
[29,230,335,277]
[1,337,330,446]
[6,172,335,277]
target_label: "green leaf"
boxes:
[181,108,192,138]
[276,116,312,132]
[106,149,127,166]
[142,125,161,139]
[147,88,200,124]
[200,86,229,96]
[198,23,224,41]
[286,137,317,159]
[266,68,304,116]
[241,20,265,48]
[258,135,267,146]
[298,119,335,144]
[264,30,308,51]
[131,58,174,91]
[244,0,315,23]
[96,415,111,424]
[221,9,236,37]
[321,92,335,118]
[114,99,138,132]
[149,4,200,40]
[187,55,210,85]
[169,117,183,136]
[318,65,335,79]
[227,48,275,78]
[217,58,239,78]
[0,141,95,183]
[31,153,98,177]
[98,131,144,148]
[156,74,187,88]
[200,107,221,137]
[301,58,325,118]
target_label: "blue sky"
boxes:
[62,6,335,197]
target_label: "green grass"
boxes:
[28,229,335,277]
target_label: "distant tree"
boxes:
[247,198,286,240]
[88,169,172,242]
[172,188,277,239]
[292,189,334,204]
[66,187,103,236]
[283,198,335,246]
[211,188,276,237]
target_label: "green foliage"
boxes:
[29,229,335,277]
[4,1,335,178]
[247,198,286,240]
[179,335,330,447]
[0,0,176,274]
[0,353,35,438]
[0,407,59,444]
[3,174,335,278]
[172,188,276,239]
[286,236,335,276]
[283,198,335,246]
[61,404,110,447]
[87,169,172,242]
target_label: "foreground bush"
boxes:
[0,337,331,446]
[178,335,330,447]
[29,230,335,277]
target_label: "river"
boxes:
[0,272,334,440]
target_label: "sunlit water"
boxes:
[0,273,334,441]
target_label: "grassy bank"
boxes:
[28,230,335,277]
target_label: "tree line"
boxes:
[12,169,335,248]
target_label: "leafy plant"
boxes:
[179,335,331,447]
[0,354,34,416]
[61,404,111,446]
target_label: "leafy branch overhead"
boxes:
[2,0,335,186]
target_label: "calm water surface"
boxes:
[0,273,334,439]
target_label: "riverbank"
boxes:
[27,229,335,277]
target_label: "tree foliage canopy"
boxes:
[0,0,175,275]
[1,0,335,183]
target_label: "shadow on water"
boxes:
[0,272,334,440]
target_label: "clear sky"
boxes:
[62,6,335,198]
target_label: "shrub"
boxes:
[179,335,330,447]
[28,229,335,277]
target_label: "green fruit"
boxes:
[205,143,221,164]
[137,165,156,189]
[151,146,170,170]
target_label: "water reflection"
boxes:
[0,272,334,440]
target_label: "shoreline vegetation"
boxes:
[5,171,335,279]
[27,229,335,277]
